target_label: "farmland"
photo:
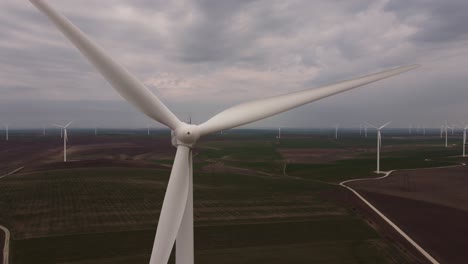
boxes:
[0,128,465,263]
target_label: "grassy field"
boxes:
[0,131,464,263]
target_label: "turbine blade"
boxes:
[364,121,379,129]
[64,121,73,128]
[379,121,392,129]
[198,65,419,135]
[150,145,190,264]
[30,0,182,130]
[51,124,64,128]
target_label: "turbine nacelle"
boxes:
[173,123,200,147]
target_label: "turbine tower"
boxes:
[29,1,419,263]
[445,121,450,148]
[463,125,467,157]
[5,124,8,141]
[366,121,391,174]
[334,124,339,139]
[277,127,281,139]
[53,121,72,162]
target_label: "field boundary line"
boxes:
[0,225,9,264]
[0,167,24,179]
[340,159,466,264]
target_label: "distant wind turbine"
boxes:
[277,127,281,139]
[450,124,455,135]
[53,121,72,162]
[334,124,339,139]
[5,124,8,141]
[366,121,391,174]
[30,1,419,263]
[444,121,451,148]
[463,125,467,157]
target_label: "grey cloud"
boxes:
[0,0,467,129]
[385,0,468,44]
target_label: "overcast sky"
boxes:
[0,0,467,129]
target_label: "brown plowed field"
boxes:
[348,163,468,264]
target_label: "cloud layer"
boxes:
[0,0,467,128]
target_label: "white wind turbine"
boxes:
[334,124,339,139]
[445,121,450,148]
[450,124,456,135]
[365,121,391,174]
[5,124,8,141]
[463,125,468,157]
[29,1,419,263]
[53,121,72,162]
[276,127,281,139]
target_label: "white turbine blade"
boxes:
[30,0,181,130]
[64,121,73,128]
[150,145,190,264]
[51,124,64,128]
[364,121,379,129]
[198,65,419,135]
[379,121,392,130]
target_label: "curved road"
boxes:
[340,161,466,264]
[0,167,23,264]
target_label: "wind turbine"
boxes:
[445,121,450,148]
[450,124,455,135]
[366,121,391,174]
[276,127,281,139]
[334,124,339,139]
[5,124,8,141]
[463,125,467,157]
[53,121,72,162]
[29,1,419,263]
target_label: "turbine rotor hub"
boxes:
[174,123,200,146]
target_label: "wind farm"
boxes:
[1,1,468,264]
